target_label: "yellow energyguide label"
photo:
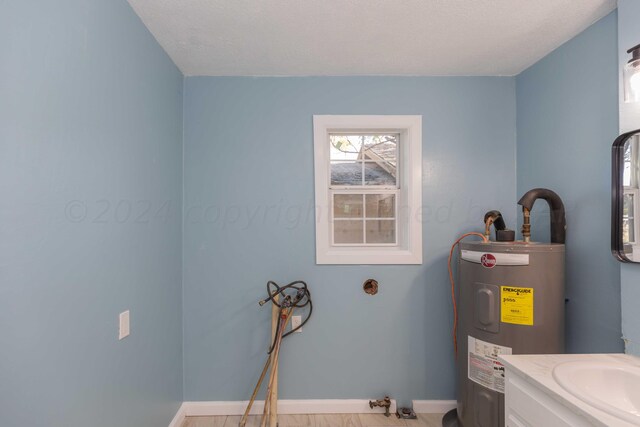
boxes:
[500,286,534,325]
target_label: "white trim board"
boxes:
[411,400,456,414]
[168,403,186,427]
[182,399,397,416]
[169,399,456,426]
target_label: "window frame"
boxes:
[313,115,422,265]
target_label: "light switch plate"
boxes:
[119,310,130,340]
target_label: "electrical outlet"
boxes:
[119,310,130,340]
[291,315,302,333]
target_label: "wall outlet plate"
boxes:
[291,315,302,333]
[119,310,130,340]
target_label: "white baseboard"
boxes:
[182,399,397,416]
[169,398,456,426]
[411,400,456,414]
[168,403,186,427]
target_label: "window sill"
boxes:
[317,247,422,265]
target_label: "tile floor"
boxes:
[181,413,443,427]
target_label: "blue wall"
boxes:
[516,12,622,353]
[183,77,517,403]
[618,0,640,356]
[0,1,628,420]
[0,1,183,426]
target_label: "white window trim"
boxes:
[313,115,422,265]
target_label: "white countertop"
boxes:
[499,353,640,427]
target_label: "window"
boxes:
[313,115,422,264]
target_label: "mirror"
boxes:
[612,129,640,262]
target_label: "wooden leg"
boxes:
[241,295,280,427]
[261,308,292,427]
[262,314,283,427]
[239,352,272,427]
[269,297,280,427]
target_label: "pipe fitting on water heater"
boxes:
[484,210,515,242]
[522,208,531,242]
[517,188,566,244]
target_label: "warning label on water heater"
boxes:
[501,286,534,325]
[468,336,512,393]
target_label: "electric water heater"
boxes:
[445,188,566,427]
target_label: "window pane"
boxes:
[363,135,397,185]
[624,219,634,244]
[334,220,364,244]
[364,162,396,186]
[365,194,395,218]
[366,220,396,244]
[334,194,363,218]
[331,161,362,186]
[624,142,632,187]
[364,135,397,165]
[624,193,634,217]
[330,135,363,161]
[330,134,398,164]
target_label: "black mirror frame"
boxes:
[612,128,640,262]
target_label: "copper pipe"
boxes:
[484,217,495,239]
[369,396,392,417]
[363,279,378,295]
[522,207,531,243]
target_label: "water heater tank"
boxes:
[455,241,565,427]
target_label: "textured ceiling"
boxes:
[127,0,617,76]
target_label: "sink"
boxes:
[553,360,640,425]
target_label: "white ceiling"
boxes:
[127,0,617,77]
